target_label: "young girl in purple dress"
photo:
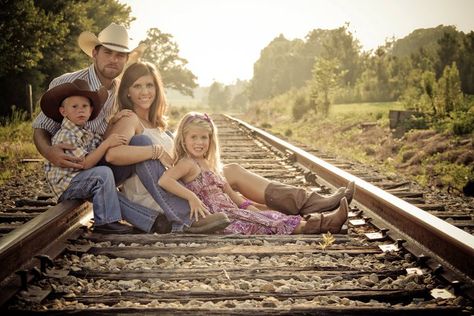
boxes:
[158,112,349,235]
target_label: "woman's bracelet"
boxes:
[157,147,165,160]
[239,199,252,209]
[151,144,163,160]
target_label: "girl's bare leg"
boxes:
[223,163,269,204]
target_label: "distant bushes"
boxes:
[451,111,474,135]
[292,94,311,120]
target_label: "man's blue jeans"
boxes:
[107,135,193,233]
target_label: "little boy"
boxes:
[40,79,132,234]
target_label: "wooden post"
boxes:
[26,83,33,119]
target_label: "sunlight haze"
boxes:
[119,0,474,87]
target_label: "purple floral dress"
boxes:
[185,170,301,235]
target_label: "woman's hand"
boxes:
[103,133,128,148]
[188,196,210,221]
[159,151,174,169]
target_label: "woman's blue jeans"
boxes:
[107,135,193,232]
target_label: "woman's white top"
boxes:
[120,128,174,215]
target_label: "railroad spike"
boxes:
[15,270,29,290]
[363,216,372,223]
[304,171,317,184]
[348,208,363,218]
[395,239,406,248]
[450,280,462,295]
[35,255,54,273]
[433,264,444,275]
[285,149,297,162]
[415,254,430,265]
[30,267,44,280]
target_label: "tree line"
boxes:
[247,24,474,102]
[208,24,473,134]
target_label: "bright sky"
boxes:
[119,0,474,87]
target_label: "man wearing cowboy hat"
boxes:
[33,22,138,169]
[41,78,132,234]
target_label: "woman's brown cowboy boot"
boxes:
[302,197,349,234]
[264,182,348,215]
[345,181,356,204]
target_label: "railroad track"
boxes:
[0,114,473,314]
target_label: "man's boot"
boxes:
[264,182,346,215]
[302,197,349,234]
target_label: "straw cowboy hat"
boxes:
[78,23,138,57]
[40,79,108,123]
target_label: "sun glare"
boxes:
[120,0,474,87]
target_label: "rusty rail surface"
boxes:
[0,200,91,305]
[227,114,474,282]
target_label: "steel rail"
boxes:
[227,115,474,282]
[0,200,91,305]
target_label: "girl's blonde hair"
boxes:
[173,112,222,173]
[117,61,168,130]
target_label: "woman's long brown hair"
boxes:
[117,61,168,130]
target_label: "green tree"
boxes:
[458,31,474,94]
[249,25,363,102]
[249,34,306,101]
[310,57,345,116]
[37,0,133,85]
[421,71,437,114]
[358,43,411,102]
[140,28,197,97]
[320,24,361,86]
[230,92,249,111]
[0,0,63,75]
[436,31,460,78]
[208,82,226,110]
[391,25,457,60]
[435,62,463,115]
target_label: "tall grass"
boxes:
[329,102,404,118]
[0,108,40,185]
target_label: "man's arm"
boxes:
[33,128,84,169]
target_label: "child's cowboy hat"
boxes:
[78,23,137,57]
[40,79,108,123]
